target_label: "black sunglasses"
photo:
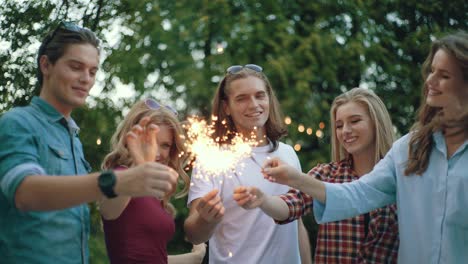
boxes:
[145,98,178,116]
[226,64,263,74]
[40,21,83,54]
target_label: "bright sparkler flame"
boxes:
[184,116,258,180]
[184,116,263,259]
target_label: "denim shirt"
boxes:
[0,97,92,264]
[314,132,468,264]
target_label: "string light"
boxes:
[283,116,326,141]
[216,42,224,54]
[316,129,324,138]
[298,124,305,133]
[96,137,101,145]
[294,143,302,151]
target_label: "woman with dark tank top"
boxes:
[99,99,206,264]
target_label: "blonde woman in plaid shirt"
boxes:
[234,87,399,263]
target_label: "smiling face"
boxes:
[223,76,270,137]
[425,49,468,118]
[40,43,99,117]
[335,101,376,159]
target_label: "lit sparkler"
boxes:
[183,116,259,182]
[183,116,263,259]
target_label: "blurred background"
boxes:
[1,0,467,263]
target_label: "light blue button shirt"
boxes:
[0,97,92,264]
[314,132,468,264]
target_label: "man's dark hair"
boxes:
[36,22,100,93]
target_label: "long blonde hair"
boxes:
[405,31,468,176]
[330,87,396,164]
[102,100,189,215]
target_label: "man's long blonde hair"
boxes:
[210,68,287,151]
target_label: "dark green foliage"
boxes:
[1,0,467,262]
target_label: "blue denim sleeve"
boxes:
[0,111,45,206]
[314,139,399,223]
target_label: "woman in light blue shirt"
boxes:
[261,31,468,264]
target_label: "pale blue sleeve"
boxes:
[314,141,398,223]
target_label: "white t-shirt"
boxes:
[188,141,302,264]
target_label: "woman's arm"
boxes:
[184,190,225,244]
[360,205,399,263]
[313,142,399,223]
[98,196,131,220]
[167,243,206,264]
[99,116,167,219]
[168,243,206,264]
[233,186,290,220]
[298,218,312,264]
[262,158,326,203]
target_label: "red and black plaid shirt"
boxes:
[278,159,399,264]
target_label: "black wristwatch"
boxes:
[98,170,118,198]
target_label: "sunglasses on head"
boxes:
[145,98,178,116]
[40,21,84,54]
[226,64,263,74]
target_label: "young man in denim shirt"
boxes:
[0,22,178,264]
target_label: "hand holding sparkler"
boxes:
[195,189,225,224]
[234,186,291,221]
[114,163,178,199]
[262,157,304,189]
[125,116,160,165]
[113,116,178,199]
[233,186,265,210]
[263,157,327,203]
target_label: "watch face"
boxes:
[99,171,117,198]
[100,172,114,185]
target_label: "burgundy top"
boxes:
[102,196,175,264]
